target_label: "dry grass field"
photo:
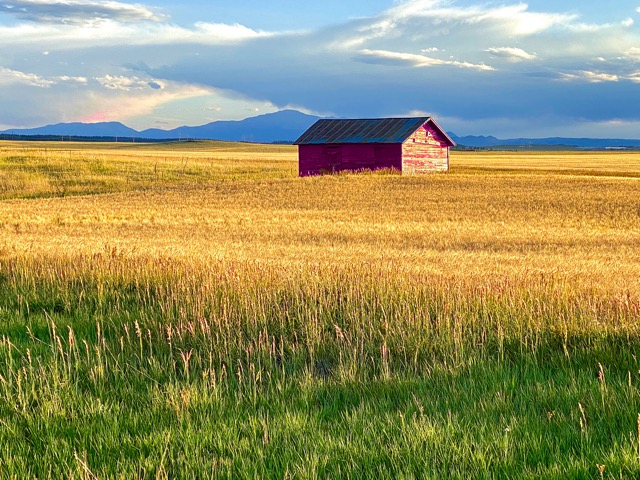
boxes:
[1,140,639,478]
[1,142,639,290]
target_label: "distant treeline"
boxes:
[0,134,183,143]
[452,144,640,152]
[0,134,295,145]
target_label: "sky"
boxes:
[1,0,640,138]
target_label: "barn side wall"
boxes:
[298,143,401,176]
[401,124,449,174]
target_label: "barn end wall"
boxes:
[298,143,401,176]
[401,124,449,174]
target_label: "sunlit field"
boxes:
[1,141,639,478]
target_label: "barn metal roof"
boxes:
[294,117,455,146]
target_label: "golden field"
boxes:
[0,141,639,293]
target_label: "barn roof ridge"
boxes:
[294,117,455,146]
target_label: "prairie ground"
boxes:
[0,141,639,478]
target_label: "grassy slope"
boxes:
[0,141,640,478]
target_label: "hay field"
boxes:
[1,141,639,478]
[2,143,639,289]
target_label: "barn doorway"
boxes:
[324,145,342,172]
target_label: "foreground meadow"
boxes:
[0,141,639,478]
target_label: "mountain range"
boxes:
[2,110,640,149]
[0,110,318,144]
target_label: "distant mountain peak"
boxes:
[139,110,321,142]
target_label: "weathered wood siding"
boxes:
[401,124,449,174]
[298,143,401,176]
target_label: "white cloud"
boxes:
[0,66,53,87]
[358,49,495,71]
[0,21,274,49]
[0,0,164,25]
[96,75,163,91]
[0,68,89,88]
[79,82,212,123]
[384,0,440,20]
[460,4,574,36]
[381,1,575,36]
[487,47,537,61]
[626,47,640,59]
[582,71,620,82]
[627,72,640,83]
[559,70,620,83]
[123,88,280,130]
[56,75,88,84]
[335,2,577,56]
[193,22,273,43]
[0,67,89,89]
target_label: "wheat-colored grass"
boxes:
[0,143,638,293]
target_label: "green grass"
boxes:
[1,255,639,478]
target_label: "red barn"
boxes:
[294,117,456,177]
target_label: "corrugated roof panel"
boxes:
[366,119,390,142]
[294,117,443,145]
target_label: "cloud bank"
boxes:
[1,0,640,137]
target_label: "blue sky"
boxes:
[1,0,640,137]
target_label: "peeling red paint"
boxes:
[401,124,449,174]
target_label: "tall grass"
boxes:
[1,254,639,477]
[0,142,639,477]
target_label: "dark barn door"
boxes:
[324,145,342,172]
